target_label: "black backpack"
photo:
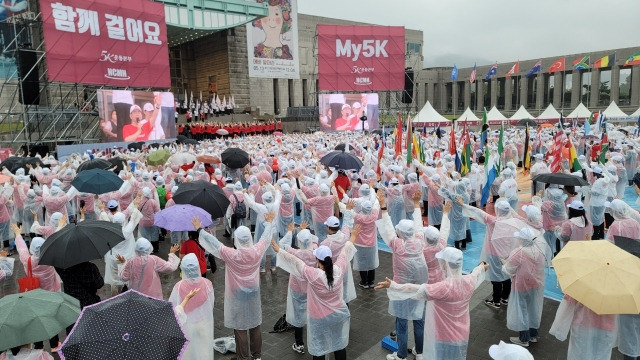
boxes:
[270,314,293,333]
[232,194,247,219]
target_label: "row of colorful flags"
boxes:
[453,51,640,84]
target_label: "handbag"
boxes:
[18,257,40,293]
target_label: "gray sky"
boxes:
[298,0,640,69]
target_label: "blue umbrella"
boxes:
[71,168,124,195]
[154,204,213,231]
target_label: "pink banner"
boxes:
[40,0,170,87]
[317,25,405,92]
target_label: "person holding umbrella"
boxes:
[116,239,180,299]
[192,212,276,360]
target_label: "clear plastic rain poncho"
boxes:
[588,173,609,226]
[278,229,318,328]
[244,187,281,244]
[520,205,544,238]
[169,253,215,360]
[385,179,405,227]
[438,181,470,243]
[104,209,141,288]
[402,174,421,216]
[421,173,444,226]
[276,239,356,357]
[502,228,552,333]
[21,189,42,234]
[198,223,269,330]
[624,147,637,181]
[15,235,61,292]
[462,199,526,282]
[422,216,450,284]
[612,157,627,198]
[498,168,518,210]
[297,183,333,241]
[540,188,568,252]
[385,248,486,360]
[322,211,357,304]
[278,183,295,237]
[118,238,179,299]
[605,199,640,243]
[376,209,428,320]
[348,201,380,272]
[549,295,616,360]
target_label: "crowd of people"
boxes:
[178,120,283,140]
[0,119,637,360]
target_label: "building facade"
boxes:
[168,14,423,117]
[415,47,640,117]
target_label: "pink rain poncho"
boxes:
[321,211,356,304]
[606,199,640,243]
[0,349,53,360]
[502,228,552,333]
[422,216,450,284]
[558,217,592,245]
[297,184,334,241]
[549,295,616,360]
[540,188,568,253]
[385,181,405,227]
[198,223,269,330]
[42,185,77,221]
[169,254,215,360]
[345,201,379,272]
[104,209,141,292]
[278,229,318,328]
[385,248,486,360]
[420,173,444,226]
[30,212,62,239]
[402,178,421,215]
[377,208,428,320]
[278,183,295,236]
[118,238,179,299]
[15,235,61,292]
[276,241,356,357]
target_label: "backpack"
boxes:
[269,314,293,333]
[157,186,167,209]
[232,194,247,219]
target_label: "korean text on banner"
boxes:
[40,0,170,87]
[317,25,405,91]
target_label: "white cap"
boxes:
[129,104,142,114]
[435,247,463,267]
[390,177,399,185]
[341,104,351,110]
[514,227,536,240]
[591,167,603,174]
[313,245,332,260]
[489,341,534,360]
[143,103,154,111]
[324,216,340,227]
[567,200,585,210]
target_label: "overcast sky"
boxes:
[298,0,640,69]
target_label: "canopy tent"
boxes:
[602,101,629,121]
[486,106,508,121]
[455,107,480,122]
[509,105,535,121]
[630,107,640,120]
[536,104,561,121]
[413,101,450,125]
[565,103,592,119]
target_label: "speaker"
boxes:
[17,48,40,105]
[402,69,414,104]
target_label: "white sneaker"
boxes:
[412,347,423,360]
[386,352,406,360]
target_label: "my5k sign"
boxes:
[317,25,405,91]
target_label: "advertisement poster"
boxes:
[318,93,379,131]
[246,0,299,79]
[40,0,170,87]
[318,25,405,91]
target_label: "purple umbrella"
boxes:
[154,204,213,232]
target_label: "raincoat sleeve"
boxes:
[470,264,487,290]
[461,204,488,225]
[412,206,424,236]
[124,209,143,235]
[439,213,451,241]
[15,235,30,266]
[295,188,308,204]
[386,280,428,301]
[174,304,188,326]
[278,231,293,250]
[30,220,43,237]
[375,212,395,247]
[119,179,132,195]
[501,249,521,277]
[276,242,305,279]
[549,297,577,341]
[198,229,224,258]
[154,253,180,273]
[65,186,79,200]
[341,209,355,233]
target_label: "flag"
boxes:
[550,130,564,173]
[470,64,476,84]
[484,64,497,81]
[461,124,472,176]
[412,133,420,161]
[548,57,565,73]
[480,107,489,148]
[567,138,582,171]
[481,150,498,207]
[600,113,608,133]
[584,113,591,135]
[451,65,458,81]
[523,125,531,174]
[406,115,413,166]
[506,61,519,78]
[497,122,504,174]
[448,124,456,155]
[593,54,614,69]
[376,140,385,175]
[419,138,426,164]
[573,56,590,71]
[558,114,564,130]
[395,112,403,158]
[599,131,609,164]
[624,51,640,66]
[525,61,542,78]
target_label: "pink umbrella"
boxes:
[216,129,229,136]
[274,131,283,136]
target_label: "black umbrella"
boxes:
[0,157,26,173]
[77,158,112,173]
[372,129,383,135]
[633,173,640,189]
[172,180,230,219]
[38,221,125,269]
[71,168,124,195]
[176,134,188,142]
[107,157,126,173]
[532,173,589,187]
[334,143,346,151]
[613,236,640,258]
[183,138,199,145]
[127,142,144,151]
[517,119,538,127]
[221,147,250,169]
[319,150,363,170]
[60,289,188,360]
[147,143,162,149]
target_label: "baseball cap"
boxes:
[143,103,154,111]
[567,200,585,210]
[225,177,233,183]
[129,104,142,114]
[324,216,340,227]
[591,167,603,174]
[107,200,119,209]
[313,245,332,260]
[435,247,463,267]
[341,104,351,110]
[390,177,399,185]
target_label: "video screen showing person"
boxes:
[318,93,379,132]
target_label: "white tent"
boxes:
[486,106,507,121]
[602,101,629,120]
[536,104,561,121]
[630,107,640,120]
[509,105,535,121]
[565,103,591,119]
[413,101,450,124]
[456,107,480,122]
